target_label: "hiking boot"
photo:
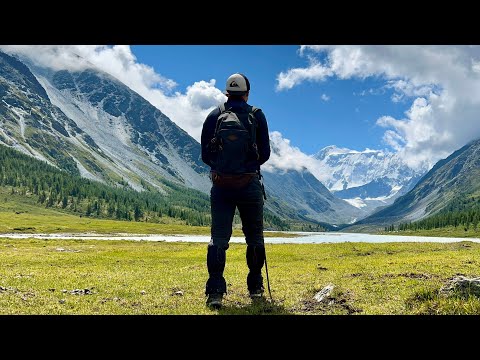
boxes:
[206,293,223,309]
[249,288,265,300]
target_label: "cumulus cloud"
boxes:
[0,45,226,142]
[320,93,330,101]
[276,60,332,91]
[263,131,334,183]
[263,131,314,171]
[277,45,480,170]
[154,80,227,140]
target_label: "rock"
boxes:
[140,290,146,295]
[174,291,184,296]
[59,299,66,304]
[67,288,94,295]
[440,275,480,298]
[313,284,335,302]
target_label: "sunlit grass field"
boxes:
[1,238,480,315]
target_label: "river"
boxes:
[0,231,479,244]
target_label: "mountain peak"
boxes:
[315,145,351,158]
[315,145,385,159]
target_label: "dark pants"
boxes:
[205,176,265,295]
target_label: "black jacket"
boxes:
[201,98,270,173]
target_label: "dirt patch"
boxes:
[61,287,95,295]
[55,247,82,253]
[357,252,372,256]
[294,288,362,315]
[383,272,433,279]
[0,285,36,301]
[12,227,35,232]
[348,273,375,280]
[0,285,17,293]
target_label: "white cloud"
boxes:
[0,45,226,142]
[320,93,330,101]
[277,45,480,170]
[154,80,227,141]
[276,61,333,91]
[386,79,437,103]
[264,131,314,170]
[262,131,334,184]
[472,59,480,74]
[381,129,405,151]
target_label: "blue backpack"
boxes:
[208,102,260,175]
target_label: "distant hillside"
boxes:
[263,169,367,225]
[0,143,211,225]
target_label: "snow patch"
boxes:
[344,197,367,209]
[9,107,27,140]
[70,154,104,182]
[364,196,389,202]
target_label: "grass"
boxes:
[0,211,296,238]
[1,238,480,314]
[380,227,480,239]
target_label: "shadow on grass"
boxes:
[216,297,292,315]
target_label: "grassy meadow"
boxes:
[1,238,480,315]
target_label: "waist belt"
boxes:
[210,172,257,189]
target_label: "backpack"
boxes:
[207,102,260,175]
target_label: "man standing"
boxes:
[200,73,271,309]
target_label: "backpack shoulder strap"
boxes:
[247,105,260,144]
[214,102,228,135]
[250,106,260,124]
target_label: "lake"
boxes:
[1,231,479,244]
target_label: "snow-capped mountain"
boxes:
[311,145,428,214]
[352,138,480,230]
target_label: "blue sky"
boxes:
[3,45,480,172]
[130,45,408,154]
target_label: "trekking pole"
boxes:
[264,248,273,302]
[259,170,272,302]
